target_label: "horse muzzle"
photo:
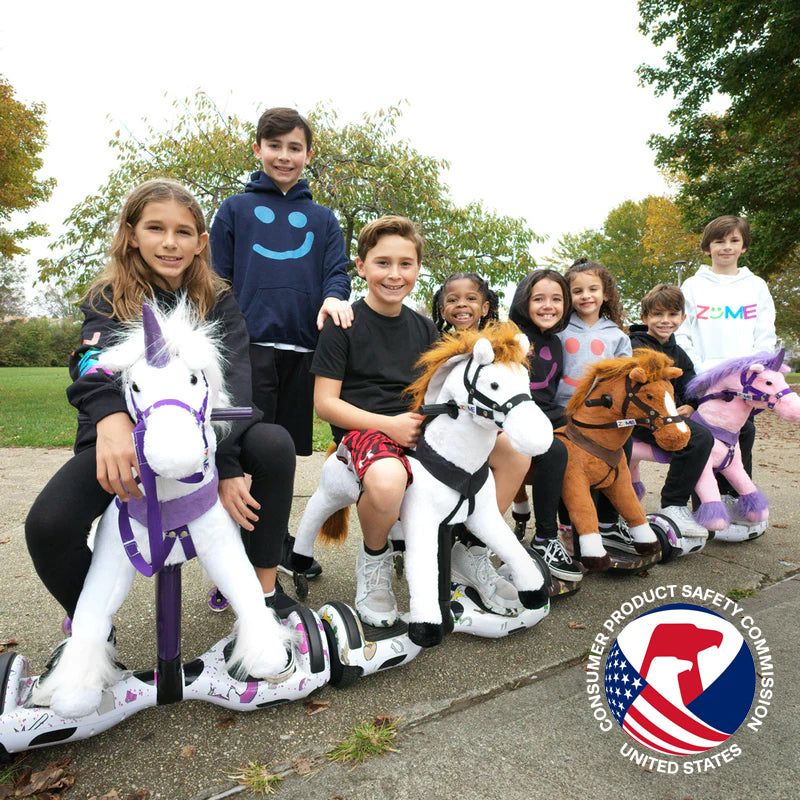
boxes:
[141,405,209,479]
[502,401,554,458]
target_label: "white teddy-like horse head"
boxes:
[97,299,230,480]
[414,327,551,457]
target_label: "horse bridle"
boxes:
[697,368,795,412]
[572,374,685,433]
[120,370,253,577]
[419,356,531,428]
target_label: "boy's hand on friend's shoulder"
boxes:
[317,297,353,330]
[385,412,425,449]
[676,404,694,418]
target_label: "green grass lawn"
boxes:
[0,367,334,450]
[0,367,75,447]
[787,372,799,384]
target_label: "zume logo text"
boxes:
[697,305,757,321]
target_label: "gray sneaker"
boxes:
[659,505,709,539]
[355,544,398,627]
[451,542,521,615]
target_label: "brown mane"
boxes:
[405,322,528,411]
[566,348,677,417]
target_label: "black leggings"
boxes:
[454,436,568,548]
[25,422,295,617]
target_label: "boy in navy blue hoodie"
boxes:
[629,284,714,538]
[210,108,352,577]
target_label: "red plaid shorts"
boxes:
[337,429,413,487]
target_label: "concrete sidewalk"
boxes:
[1,411,798,799]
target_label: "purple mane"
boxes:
[686,349,785,398]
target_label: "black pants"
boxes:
[25,423,295,618]
[456,436,567,547]
[531,436,568,540]
[249,345,314,456]
[634,418,714,507]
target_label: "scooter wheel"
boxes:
[292,572,309,601]
[321,618,360,688]
[0,651,23,763]
[649,514,677,563]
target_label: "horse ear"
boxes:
[515,333,530,358]
[473,337,495,366]
[665,367,683,379]
[423,353,472,404]
[748,363,765,374]
[629,367,647,384]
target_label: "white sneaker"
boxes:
[355,544,398,627]
[451,542,521,615]
[659,505,709,539]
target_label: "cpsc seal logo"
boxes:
[604,602,755,756]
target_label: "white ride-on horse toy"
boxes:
[0,302,328,759]
[291,324,555,685]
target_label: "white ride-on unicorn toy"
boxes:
[0,302,328,759]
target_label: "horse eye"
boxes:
[131,382,140,393]
[646,393,653,400]
[190,374,198,385]
[765,380,773,386]
[491,382,499,390]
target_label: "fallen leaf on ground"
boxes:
[13,755,74,797]
[303,698,331,716]
[216,716,236,729]
[568,621,586,630]
[372,714,393,728]
[0,536,10,544]
[179,745,196,757]
[772,524,788,529]
[292,757,315,775]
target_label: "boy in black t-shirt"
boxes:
[311,216,438,626]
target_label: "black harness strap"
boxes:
[409,433,491,526]
[572,375,685,433]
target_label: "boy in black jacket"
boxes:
[629,284,714,537]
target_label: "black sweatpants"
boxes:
[25,422,295,618]
[249,345,314,457]
[634,417,714,507]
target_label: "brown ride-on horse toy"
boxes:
[557,349,691,572]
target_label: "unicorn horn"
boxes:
[143,303,169,368]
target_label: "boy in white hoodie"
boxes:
[676,215,776,487]
[676,216,776,373]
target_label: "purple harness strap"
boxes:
[691,410,739,472]
[117,405,251,578]
[116,471,218,578]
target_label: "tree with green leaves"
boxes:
[545,196,701,318]
[40,94,539,304]
[638,0,800,277]
[0,75,55,260]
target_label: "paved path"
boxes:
[0,411,798,799]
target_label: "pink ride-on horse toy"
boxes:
[630,349,800,541]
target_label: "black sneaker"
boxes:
[529,538,583,582]
[278,535,322,579]
[600,521,638,554]
[512,511,530,542]
[265,577,300,619]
